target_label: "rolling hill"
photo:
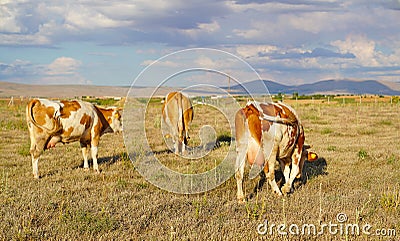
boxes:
[229,79,400,96]
[1,79,400,98]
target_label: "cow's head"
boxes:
[295,144,318,179]
[108,107,123,133]
[303,144,318,162]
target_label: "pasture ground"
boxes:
[1,98,400,240]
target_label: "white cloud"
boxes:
[332,35,383,67]
[180,21,221,38]
[0,3,21,33]
[64,5,133,31]
[1,0,400,85]
[45,57,81,76]
[38,57,91,85]
[140,59,180,68]
[234,45,278,59]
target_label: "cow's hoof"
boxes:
[95,169,100,174]
[33,174,40,179]
[83,168,90,171]
[237,198,246,204]
[281,184,291,195]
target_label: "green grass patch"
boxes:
[84,98,119,106]
[321,128,333,135]
[357,128,377,135]
[380,189,400,212]
[327,146,337,151]
[0,119,27,131]
[61,209,118,235]
[358,149,368,160]
[378,120,393,126]
[18,142,31,157]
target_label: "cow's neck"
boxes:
[95,106,113,135]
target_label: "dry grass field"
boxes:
[1,97,400,240]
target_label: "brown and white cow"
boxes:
[26,98,122,178]
[162,91,194,155]
[235,101,317,203]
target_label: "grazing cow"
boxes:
[162,91,194,155]
[26,98,122,178]
[235,101,317,203]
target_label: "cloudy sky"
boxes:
[1,0,399,86]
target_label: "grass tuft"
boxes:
[380,189,400,212]
[61,209,118,235]
[357,149,368,160]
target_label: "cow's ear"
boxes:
[304,144,311,149]
[307,151,318,161]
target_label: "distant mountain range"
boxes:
[1,79,400,98]
[228,79,400,96]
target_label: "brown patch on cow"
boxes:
[296,126,305,154]
[248,114,262,144]
[276,103,298,124]
[242,104,261,119]
[261,120,271,132]
[94,106,113,137]
[235,109,246,142]
[60,100,81,118]
[92,121,101,146]
[259,103,276,117]
[80,113,92,129]
[285,125,298,149]
[97,108,113,124]
[241,104,264,144]
[167,91,178,100]
[62,127,74,137]
[31,101,55,126]
[162,92,177,115]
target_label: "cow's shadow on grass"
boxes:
[157,133,233,156]
[72,153,124,170]
[249,157,328,199]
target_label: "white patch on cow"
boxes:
[38,98,63,118]
[110,109,122,132]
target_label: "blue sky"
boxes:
[0,0,399,86]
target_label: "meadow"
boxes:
[0,97,399,240]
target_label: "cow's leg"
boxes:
[29,136,47,179]
[266,158,282,196]
[263,134,282,196]
[91,145,99,173]
[264,143,282,196]
[172,129,180,154]
[181,139,186,155]
[280,159,291,184]
[80,142,90,170]
[235,149,247,203]
[174,138,180,155]
[31,155,40,179]
[91,135,100,173]
[282,152,301,195]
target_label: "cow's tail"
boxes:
[26,99,61,134]
[177,93,185,143]
[260,114,297,125]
